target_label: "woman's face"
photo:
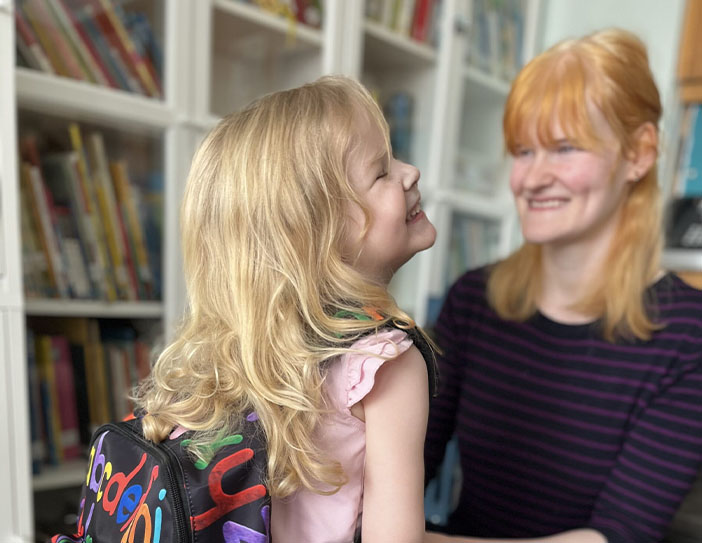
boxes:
[509,107,638,253]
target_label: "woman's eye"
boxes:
[376,171,388,180]
[514,148,533,158]
[557,143,577,154]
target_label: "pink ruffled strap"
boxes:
[344,328,413,407]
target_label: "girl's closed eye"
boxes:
[514,146,533,158]
[555,141,579,154]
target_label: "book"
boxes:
[411,0,432,42]
[68,123,118,301]
[67,0,134,91]
[675,104,702,197]
[41,153,98,299]
[34,334,62,465]
[57,0,118,88]
[110,160,154,299]
[45,0,110,85]
[21,0,90,80]
[15,7,56,73]
[85,131,137,300]
[18,178,53,298]
[26,329,46,474]
[89,0,159,97]
[50,335,83,460]
[122,11,163,83]
[21,162,71,298]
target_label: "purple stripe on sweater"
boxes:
[455,313,702,363]
[461,430,607,482]
[589,517,635,542]
[618,456,691,489]
[469,348,652,404]
[460,381,623,436]
[459,406,617,466]
[465,444,601,496]
[599,491,668,529]
[468,356,643,419]
[630,431,702,461]
[469,335,659,390]
[467,468,587,516]
[605,480,678,514]
[646,405,702,427]
[463,375,623,449]
[625,443,700,476]
[655,301,702,311]
[467,492,576,534]
[467,458,594,504]
[611,468,682,501]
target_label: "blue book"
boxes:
[677,104,702,197]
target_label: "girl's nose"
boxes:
[521,152,554,191]
[396,159,420,191]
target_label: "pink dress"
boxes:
[271,328,413,543]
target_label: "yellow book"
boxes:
[68,124,118,301]
[110,160,153,299]
[35,335,64,464]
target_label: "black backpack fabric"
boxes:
[50,412,270,543]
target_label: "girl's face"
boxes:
[509,107,639,253]
[344,116,436,285]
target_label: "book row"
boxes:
[15,0,163,98]
[365,0,441,45]
[239,0,325,29]
[19,122,162,301]
[26,318,157,474]
[466,0,526,81]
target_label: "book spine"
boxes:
[110,160,154,299]
[46,0,110,85]
[25,164,71,297]
[35,335,63,464]
[86,132,137,300]
[15,8,56,73]
[51,336,82,460]
[25,0,90,80]
[85,0,147,95]
[68,123,119,301]
[410,0,431,42]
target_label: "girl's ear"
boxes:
[624,122,658,182]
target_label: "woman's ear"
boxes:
[625,122,658,182]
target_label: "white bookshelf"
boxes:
[0,0,545,538]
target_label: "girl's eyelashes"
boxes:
[513,146,533,157]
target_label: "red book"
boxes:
[55,0,119,88]
[51,336,82,460]
[411,0,433,43]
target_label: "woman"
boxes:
[424,28,702,543]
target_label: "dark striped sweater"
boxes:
[424,268,702,543]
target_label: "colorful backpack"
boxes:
[50,412,270,543]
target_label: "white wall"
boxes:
[539,0,686,190]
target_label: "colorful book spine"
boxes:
[50,335,82,460]
[22,0,89,80]
[68,123,118,301]
[86,131,137,300]
[35,335,63,465]
[110,160,154,299]
[44,0,108,85]
[15,7,56,73]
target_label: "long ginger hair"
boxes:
[489,28,663,341]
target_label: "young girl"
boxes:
[135,75,437,542]
[424,28,702,543]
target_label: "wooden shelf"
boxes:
[363,20,437,69]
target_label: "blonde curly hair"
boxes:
[134,76,419,498]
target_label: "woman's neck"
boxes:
[537,238,611,324]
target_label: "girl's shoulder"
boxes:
[334,328,415,409]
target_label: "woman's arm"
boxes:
[425,528,607,543]
[361,345,429,543]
